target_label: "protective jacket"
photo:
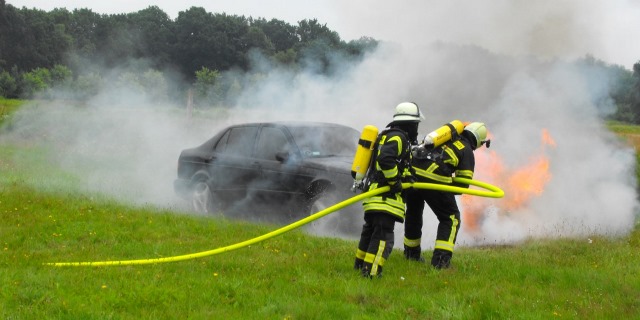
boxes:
[411,135,475,186]
[361,128,412,222]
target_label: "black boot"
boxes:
[354,258,364,271]
[361,263,383,278]
[431,249,452,269]
[404,245,425,263]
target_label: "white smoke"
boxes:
[2,1,638,249]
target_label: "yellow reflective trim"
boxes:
[382,166,399,180]
[362,195,405,208]
[413,166,453,184]
[356,249,366,260]
[371,240,386,275]
[443,146,459,167]
[374,134,402,179]
[364,253,376,263]
[387,136,402,155]
[435,240,454,252]
[362,203,405,219]
[455,169,473,179]
[453,140,464,150]
[404,237,421,247]
[434,214,459,252]
[448,214,459,243]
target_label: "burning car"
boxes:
[174,121,363,232]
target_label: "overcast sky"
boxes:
[7,0,640,69]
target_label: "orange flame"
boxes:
[461,130,555,232]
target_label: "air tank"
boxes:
[422,120,465,147]
[351,125,379,183]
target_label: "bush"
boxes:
[0,71,18,98]
[20,68,51,98]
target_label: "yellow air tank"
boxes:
[423,120,465,148]
[351,125,379,184]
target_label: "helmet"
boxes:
[393,102,423,122]
[464,122,488,149]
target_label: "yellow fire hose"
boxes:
[45,178,503,267]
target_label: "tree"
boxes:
[67,8,101,56]
[20,67,51,98]
[50,64,72,84]
[72,72,102,100]
[172,8,251,80]
[242,26,274,56]
[194,66,220,106]
[628,62,640,123]
[0,70,17,98]
[294,19,346,73]
[140,69,168,102]
[4,7,72,71]
[126,6,174,67]
[296,19,340,47]
[251,18,298,52]
[345,36,379,56]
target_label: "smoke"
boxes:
[2,1,639,249]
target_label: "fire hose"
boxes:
[45,178,503,267]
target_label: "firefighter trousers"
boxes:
[355,211,396,277]
[404,188,461,255]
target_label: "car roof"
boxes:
[232,121,355,129]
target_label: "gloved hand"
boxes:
[387,179,403,195]
[402,174,417,186]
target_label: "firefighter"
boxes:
[354,102,423,278]
[403,122,489,269]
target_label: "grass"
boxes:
[1,106,639,319]
[0,98,24,127]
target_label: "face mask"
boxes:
[406,123,419,144]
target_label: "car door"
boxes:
[208,125,261,204]
[253,124,312,206]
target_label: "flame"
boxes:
[461,130,555,232]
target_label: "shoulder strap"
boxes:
[445,123,461,142]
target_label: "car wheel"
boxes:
[305,190,360,238]
[190,181,220,215]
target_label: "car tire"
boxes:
[305,189,360,237]
[190,180,221,215]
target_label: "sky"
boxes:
[3,0,640,249]
[7,0,640,69]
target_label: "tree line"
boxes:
[0,1,377,104]
[1,0,640,124]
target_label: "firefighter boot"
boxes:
[354,258,364,271]
[404,245,425,263]
[360,262,383,279]
[431,249,452,269]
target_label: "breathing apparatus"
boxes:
[350,102,423,192]
[351,125,379,191]
[423,120,465,148]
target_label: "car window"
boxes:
[255,127,291,160]
[289,126,359,157]
[224,126,258,157]
[214,130,230,153]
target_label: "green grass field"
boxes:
[1,102,640,319]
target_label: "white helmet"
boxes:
[464,122,488,149]
[393,102,423,122]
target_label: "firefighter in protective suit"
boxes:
[403,122,489,269]
[354,102,423,278]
